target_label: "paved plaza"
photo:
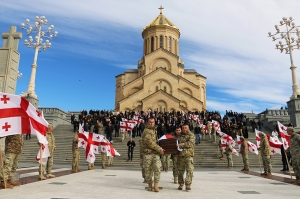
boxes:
[0,163,299,199]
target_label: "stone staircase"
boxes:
[18,124,283,168]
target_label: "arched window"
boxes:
[160,36,163,48]
[151,37,154,52]
[168,37,172,52]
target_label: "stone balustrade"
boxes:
[260,109,289,116]
[39,107,70,128]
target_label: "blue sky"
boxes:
[1,0,300,115]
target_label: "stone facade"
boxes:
[115,12,206,112]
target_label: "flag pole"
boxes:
[258,152,262,174]
[39,145,43,179]
[284,151,293,181]
[0,147,6,189]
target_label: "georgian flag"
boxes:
[202,125,207,133]
[277,121,290,150]
[247,141,258,155]
[158,134,174,140]
[99,136,120,157]
[133,116,142,125]
[120,121,135,132]
[198,120,203,128]
[36,144,50,165]
[232,148,239,156]
[266,134,282,155]
[255,129,261,147]
[236,135,241,150]
[78,130,101,163]
[212,120,221,132]
[221,138,238,156]
[222,133,236,147]
[0,92,48,145]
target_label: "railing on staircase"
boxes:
[39,107,71,128]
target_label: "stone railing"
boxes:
[260,109,289,117]
[39,107,71,128]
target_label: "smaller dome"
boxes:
[143,13,180,32]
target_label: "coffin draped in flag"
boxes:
[78,131,101,163]
[0,92,48,144]
[36,144,50,165]
[277,121,290,150]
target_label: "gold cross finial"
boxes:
[158,5,164,14]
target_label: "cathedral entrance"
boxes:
[154,101,167,112]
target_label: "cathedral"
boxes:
[115,8,206,112]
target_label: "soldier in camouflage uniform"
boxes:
[0,134,23,188]
[139,138,146,183]
[101,151,107,169]
[177,123,195,191]
[258,132,272,176]
[39,124,56,180]
[72,131,81,173]
[142,117,164,192]
[212,122,217,144]
[162,154,171,172]
[171,126,181,184]
[287,127,300,184]
[225,142,233,169]
[239,136,249,171]
[218,135,224,160]
[107,141,114,167]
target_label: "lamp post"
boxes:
[268,17,300,128]
[268,17,300,99]
[20,16,58,107]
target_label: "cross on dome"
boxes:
[158,5,164,14]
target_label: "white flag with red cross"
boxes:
[277,121,290,150]
[0,92,48,145]
[78,131,102,163]
[266,134,282,155]
[133,116,142,125]
[255,129,261,148]
[212,120,221,132]
[247,141,258,155]
[99,136,120,157]
[236,135,241,150]
[120,121,135,132]
[36,144,50,164]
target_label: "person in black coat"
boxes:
[105,122,114,141]
[127,137,136,161]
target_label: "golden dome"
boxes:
[143,13,180,32]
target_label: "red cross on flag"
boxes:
[99,136,120,157]
[36,144,50,164]
[212,120,221,132]
[255,129,261,148]
[266,134,282,155]
[120,120,135,132]
[247,141,258,155]
[236,135,241,150]
[0,92,48,144]
[133,116,142,125]
[78,131,101,163]
[277,121,290,150]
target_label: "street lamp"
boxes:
[268,17,300,99]
[20,16,58,102]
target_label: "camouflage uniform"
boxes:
[260,135,272,174]
[212,123,216,143]
[107,156,113,166]
[171,132,180,182]
[101,152,107,168]
[40,131,56,175]
[218,138,224,159]
[72,133,80,172]
[121,131,128,142]
[142,125,162,184]
[0,135,23,182]
[98,122,103,135]
[289,133,300,180]
[177,130,195,186]
[139,139,145,180]
[225,144,233,167]
[162,154,171,171]
[240,139,249,170]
